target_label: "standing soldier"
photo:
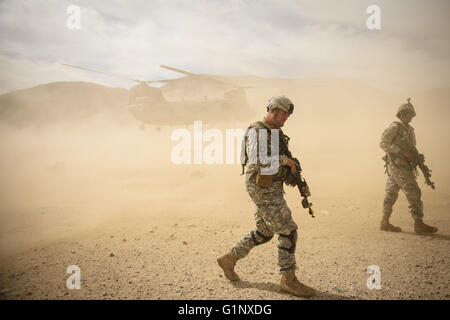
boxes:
[380,98,438,234]
[217,96,316,298]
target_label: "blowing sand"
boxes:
[0,79,449,300]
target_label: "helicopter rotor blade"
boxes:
[62,63,145,83]
[150,79,172,83]
[160,65,196,76]
[160,65,251,89]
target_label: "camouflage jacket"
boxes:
[241,119,288,175]
[380,120,416,167]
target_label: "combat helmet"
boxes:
[266,96,294,115]
[396,97,416,118]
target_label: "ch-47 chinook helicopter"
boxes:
[62,64,254,127]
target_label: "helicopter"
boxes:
[62,63,254,127]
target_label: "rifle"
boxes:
[398,136,435,189]
[278,131,315,218]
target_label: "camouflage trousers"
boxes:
[383,164,424,220]
[231,171,298,274]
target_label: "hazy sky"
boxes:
[0,0,449,93]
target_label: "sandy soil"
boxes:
[0,188,449,300]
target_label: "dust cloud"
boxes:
[0,78,449,299]
[1,78,449,254]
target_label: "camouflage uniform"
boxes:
[380,121,424,220]
[231,119,298,274]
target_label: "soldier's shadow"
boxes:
[231,280,352,300]
[401,231,450,241]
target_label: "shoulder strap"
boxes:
[394,120,406,130]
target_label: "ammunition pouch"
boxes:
[384,152,415,170]
[256,171,273,187]
[256,165,289,187]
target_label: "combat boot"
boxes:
[217,252,240,281]
[414,219,438,234]
[380,214,402,232]
[280,271,315,298]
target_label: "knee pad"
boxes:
[278,230,297,254]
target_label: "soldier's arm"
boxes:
[380,123,401,154]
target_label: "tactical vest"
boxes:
[240,120,290,176]
[383,121,415,170]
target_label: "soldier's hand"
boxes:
[285,158,297,175]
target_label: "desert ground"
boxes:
[0,78,449,300]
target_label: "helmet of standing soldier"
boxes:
[396,97,416,118]
[266,96,294,115]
